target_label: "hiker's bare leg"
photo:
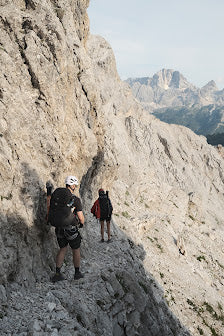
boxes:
[56,246,67,268]
[106,220,111,240]
[72,248,80,268]
[100,220,104,240]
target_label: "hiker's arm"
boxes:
[77,211,84,225]
[91,201,97,214]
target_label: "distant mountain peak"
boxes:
[151,69,192,90]
[201,80,218,91]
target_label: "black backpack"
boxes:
[99,191,113,219]
[48,188,78,227]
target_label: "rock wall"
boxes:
[0,1,224,335]
[0,0,97,283]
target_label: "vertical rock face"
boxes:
[0,0,98,284]
[0,1,224,335]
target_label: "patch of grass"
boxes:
[147,237,154,243]
[210,327,219,336]
[165,291,175,305]
[0,46,7,52]
[0,193,12,201]
[147,236,163,251]
[218,302,223,312]
[156,243,164,252]
[159,272,164,279]
[203,302,224,328]
[216,260,224,270]
[121,211,130,218]
[124,201,129,206]
[203,302,215,314]
[215,217,219,225]
[187,300,223,336]
[189,215,195,221]
[114,213,119,217]
[203,302,220,321]
[170,295,176,303]
[187,299,198,312]
[197,255,206,262]
[125,190,130,196]
[197,326,204,335]
[201,318,220,336]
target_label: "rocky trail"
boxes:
[0,216,190,336]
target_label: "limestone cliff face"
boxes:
[0,1,224,335]
[0,0,97,281]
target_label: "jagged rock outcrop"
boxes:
[0,1,224,336]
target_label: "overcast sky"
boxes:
[88,0,224,89]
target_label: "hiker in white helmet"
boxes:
[47,175,85,282]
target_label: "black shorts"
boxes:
[100,217,111,222]
[55,227,82,250]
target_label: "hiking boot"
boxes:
[100,238,104,242]
[74,272,84,280]
[51,273,65,283]
[107,238,112,243]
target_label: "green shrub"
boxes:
[121,211,130,218]
[197,255,206,262]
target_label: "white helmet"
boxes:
[65,175,79,186]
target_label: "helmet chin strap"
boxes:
[68,185,76,193]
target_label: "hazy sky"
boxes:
[88,0,224,89]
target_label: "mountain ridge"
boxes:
[126,69,224,137]
[126,69,224,111]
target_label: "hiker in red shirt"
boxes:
[91,189,113,242]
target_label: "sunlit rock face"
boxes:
[0,1,224,335]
